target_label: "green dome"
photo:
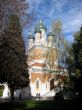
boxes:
[28,33,35,39]
[34,24,41,33]
[39,20,47,31]
[34,21,47,33]
[47,32,54,37]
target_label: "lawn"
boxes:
[0,85,4,97]
[0,99,81,110]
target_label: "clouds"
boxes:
[27,0,82,42]
[62,2,82,41]
[62,6,82,39]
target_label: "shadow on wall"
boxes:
[14,85,31,98]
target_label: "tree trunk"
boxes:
[10,87,14,102]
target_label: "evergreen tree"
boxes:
[0,15,29,101]
[66,26,82,99]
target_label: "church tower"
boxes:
[39,20,47,46]
[47,32,54,47]
[28,33,35,49]
[34,24,41,45]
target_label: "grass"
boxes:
[0,86,4,97]
[0,99,81,110]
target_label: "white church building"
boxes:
[27,21,68,98]
[0,21,68,99]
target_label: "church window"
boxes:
[36,80,39,89]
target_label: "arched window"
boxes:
[36,80,39,89]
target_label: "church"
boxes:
[27,21,68,98]
[0,21,68,99]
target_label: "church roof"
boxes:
[34,20,47,33]
[39,20,47,31]
[31,73,52,83]
[47,32,54,37]
[34,24,41,33]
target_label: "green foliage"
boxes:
[0,14,29,100]
[66,26,82,97]
[0,85,4,97]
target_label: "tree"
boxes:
[66,26,82,99]
[51,20,67,66]
[51,20,62,43]
[46,47,57,72]
[46,20,69,93]
[0,0,33,37]
[0,14,29,101]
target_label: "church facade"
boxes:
[27,21,68,98]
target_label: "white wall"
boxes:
[14,86,31,98]
[2,83,10,98]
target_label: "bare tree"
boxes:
[0,0,33,36]
[46,47,57,72]
[51,20,67,67]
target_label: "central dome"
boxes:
[39,20,47,31]
[34,20,47,33]
[34,24,41,33]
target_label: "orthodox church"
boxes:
[0,21,68,99]
[27,21,68,98]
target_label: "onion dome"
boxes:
[47,32,54,37]
[39,20,47,31]
[28,32,35,39]
[34,24,41,33]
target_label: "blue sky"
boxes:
[23,0,82,47]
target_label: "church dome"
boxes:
[47,32,54,37]
[34,24,41,33]
[39,20,47,31]
[34,21,47,33]
[28,32,35,39]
